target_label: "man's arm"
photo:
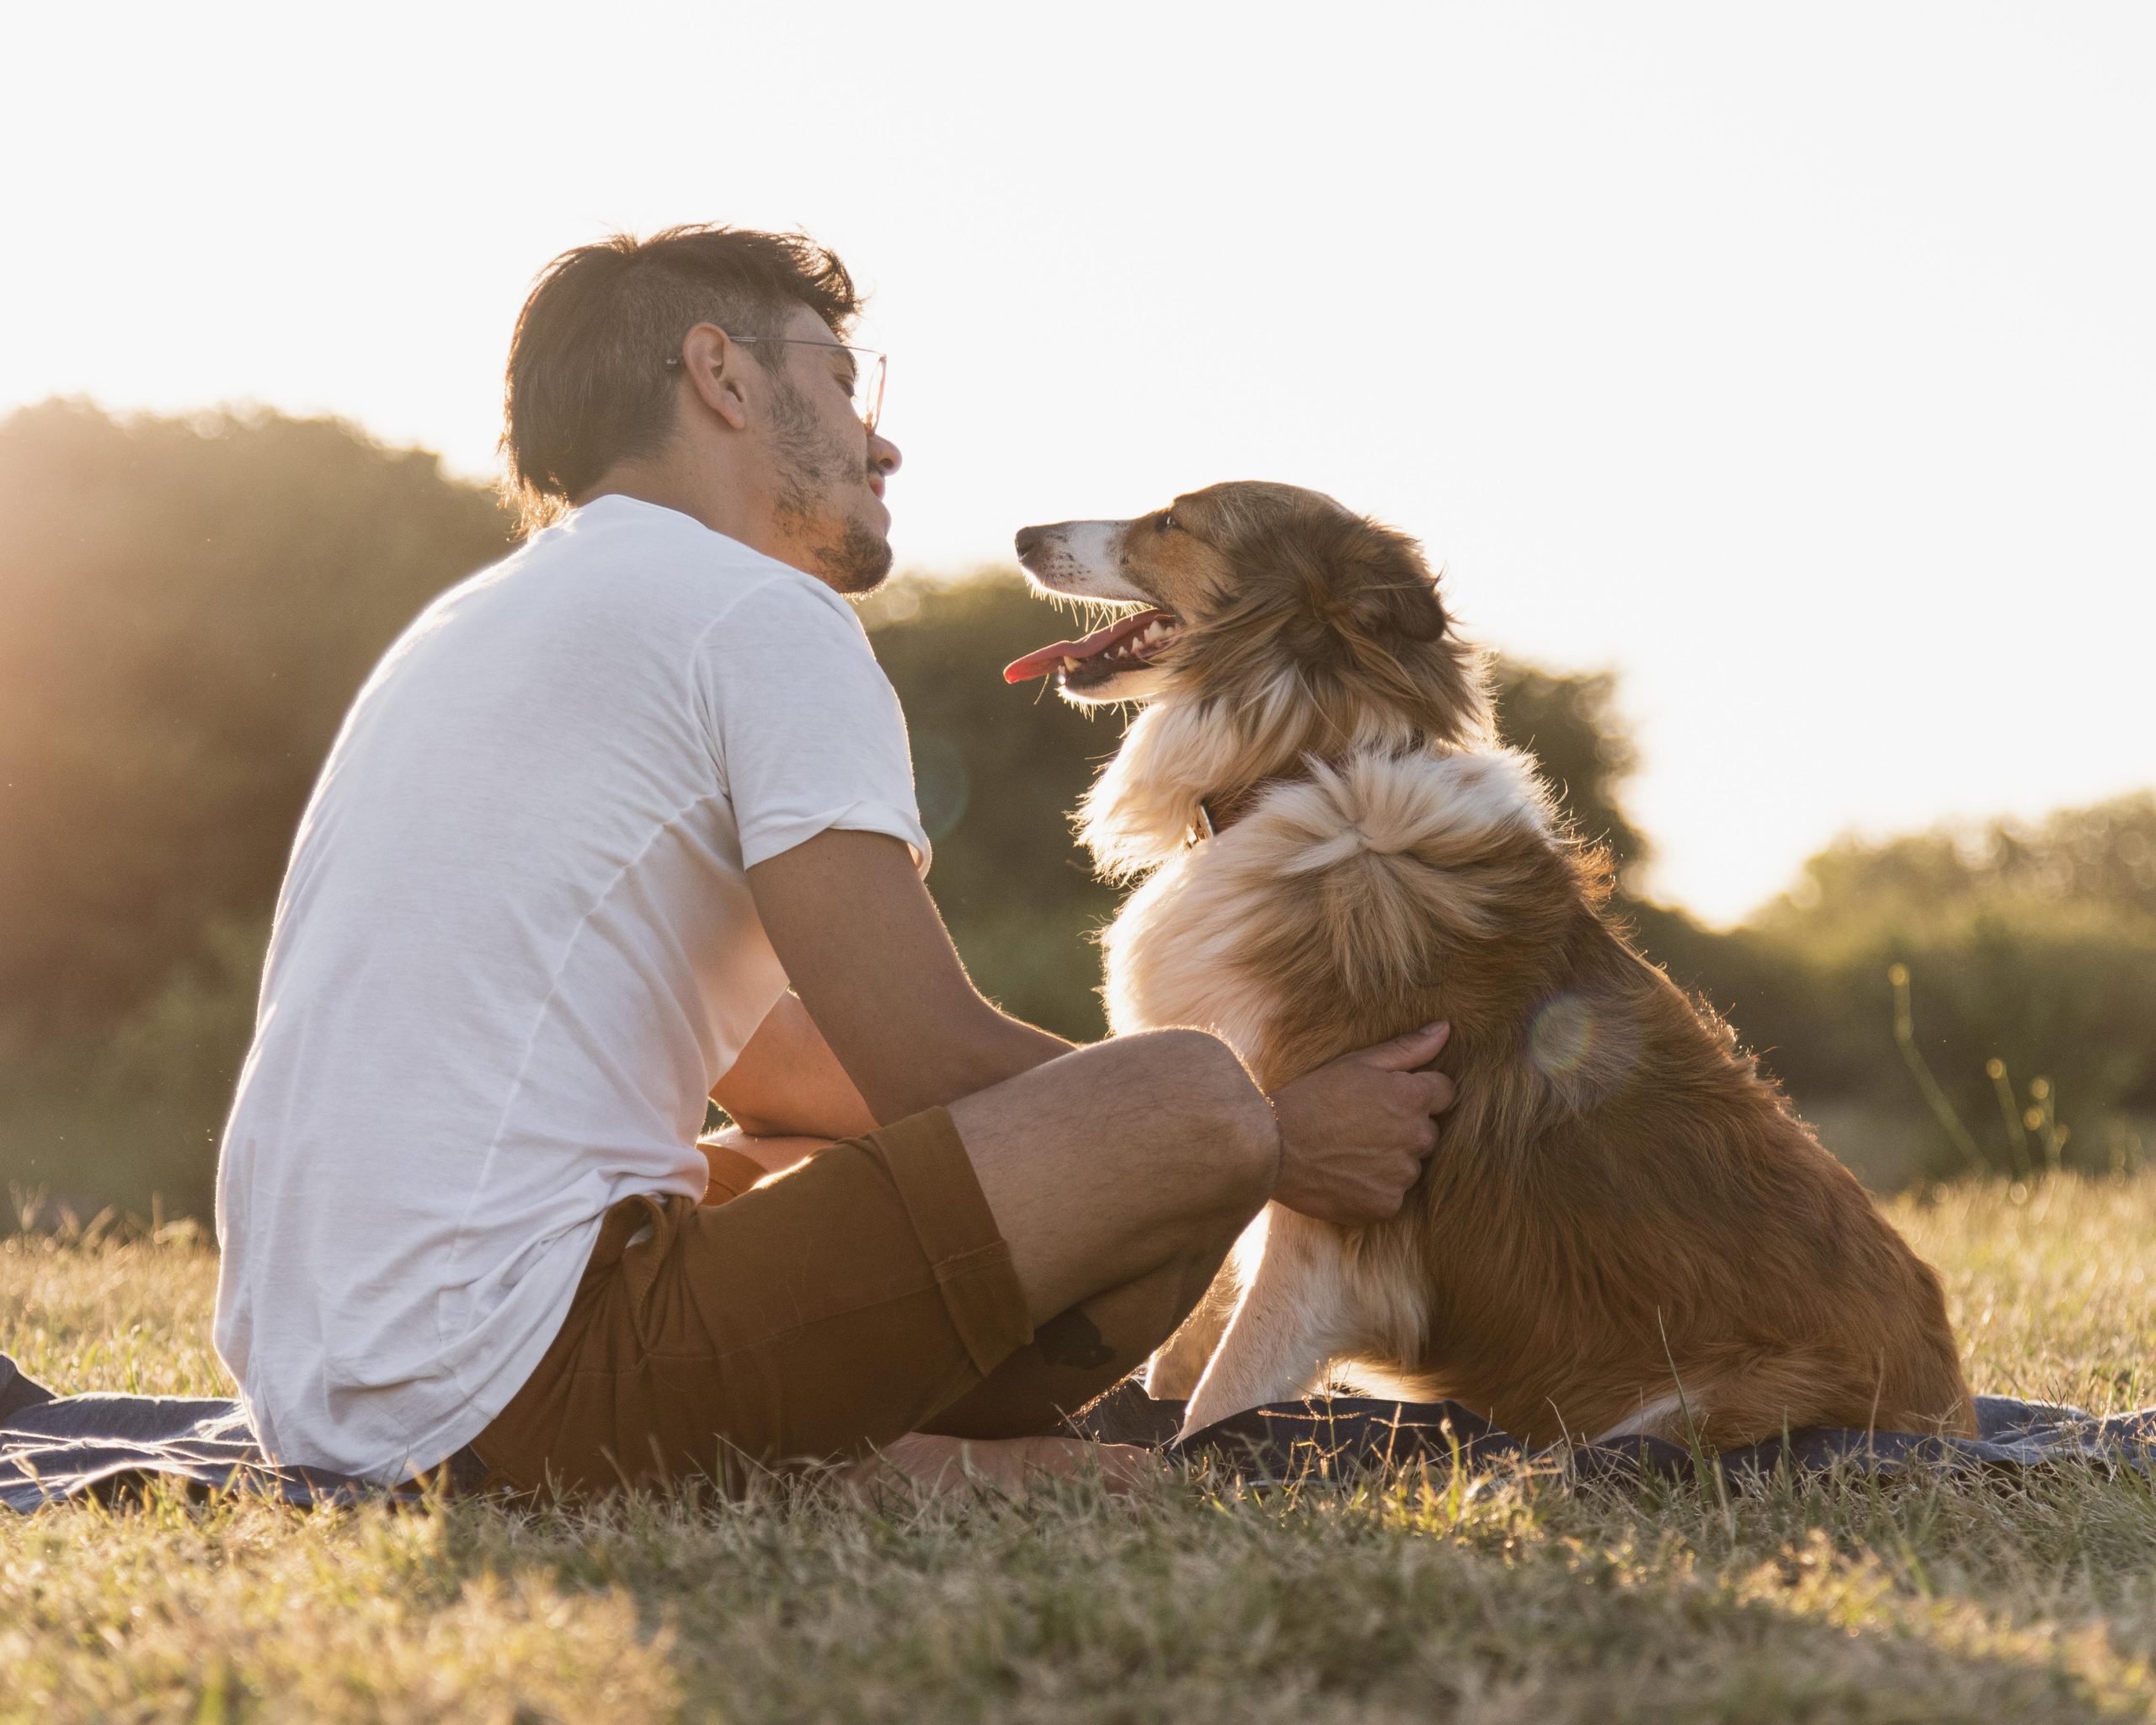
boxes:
[746,829,1071,1122]
[747,825,1456,1234]
[710,988,879,1140]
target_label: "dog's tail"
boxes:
[1247,748,1566,998]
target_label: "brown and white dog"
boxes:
[1006,482,1975,1448]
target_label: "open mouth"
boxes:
[1003,608,1180,689]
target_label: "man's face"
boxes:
[756,303,900,595]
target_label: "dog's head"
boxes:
[1007,482,1484,751]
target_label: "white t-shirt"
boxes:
[212,494,929,1482]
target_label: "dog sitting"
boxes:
[1005,483,1975,1448]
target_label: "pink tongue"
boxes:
[1003,610,1171,684]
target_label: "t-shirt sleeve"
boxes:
[696,577,932,874]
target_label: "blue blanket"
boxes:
[0,1354,474,1510]
[6,1351,2153,1511]
[1075,1381,2156,1484]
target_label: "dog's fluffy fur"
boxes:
[1013,482,1975,1447]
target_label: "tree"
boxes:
[1489,661,1648,889]
[1739,797,2156,1169]
[0,401,512,1047]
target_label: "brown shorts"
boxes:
[465,1107,1123,1498]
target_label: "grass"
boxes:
[6,1179,2156,1722]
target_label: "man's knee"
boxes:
[1118,1028,1279,1214]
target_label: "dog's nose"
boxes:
[1014,526,1044,561]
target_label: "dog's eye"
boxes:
[1157,512,1176,532]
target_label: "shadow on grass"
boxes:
[388,1455,2156,1724]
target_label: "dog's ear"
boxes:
[1344,519,1448,644]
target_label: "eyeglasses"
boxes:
[664,335,888,435]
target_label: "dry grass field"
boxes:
[6,1176,2156,1722]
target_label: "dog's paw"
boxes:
[1143,1347,1206,1402]
[1177,1381,1255,1439]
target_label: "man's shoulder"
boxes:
[537,494,776,586]
[427,496,838,642]
[534,495,855,628]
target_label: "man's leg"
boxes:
[953,1028,1278,1320]
[469,1028,1274,1495]
[718,1026,1274,1449]
[709,1146,1232,1439]
[912,1028,1275,1438]
[720,1025,1275,1345]
[707,1030,1266,1441]
[913,1249,1230,1439]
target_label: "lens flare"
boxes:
[1527,991,1641,1105]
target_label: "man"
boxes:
[213,225,1457,1496]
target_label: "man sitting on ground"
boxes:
[212,225,1458,1495]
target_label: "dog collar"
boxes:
[1186,777,1290,846]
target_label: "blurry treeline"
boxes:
[3,403,2149,1224]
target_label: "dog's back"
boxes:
[1113,744,1974,1445]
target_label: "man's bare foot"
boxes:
[833,1431,1166,1499]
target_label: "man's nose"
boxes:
[1014,526,1045,560]
[869,432,902,481]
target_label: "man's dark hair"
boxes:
[500,225,862,532]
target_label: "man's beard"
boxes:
[769,382,894,595]
[809,517,894,595]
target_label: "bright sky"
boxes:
[6,2,2151,923]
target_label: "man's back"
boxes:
[213,494,926,1479]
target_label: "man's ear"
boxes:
[680,323,751,431]
[1348,521,1448,644]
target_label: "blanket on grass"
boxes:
[6,1351,2153,1512]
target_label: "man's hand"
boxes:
[1267,1023,1456,1226]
